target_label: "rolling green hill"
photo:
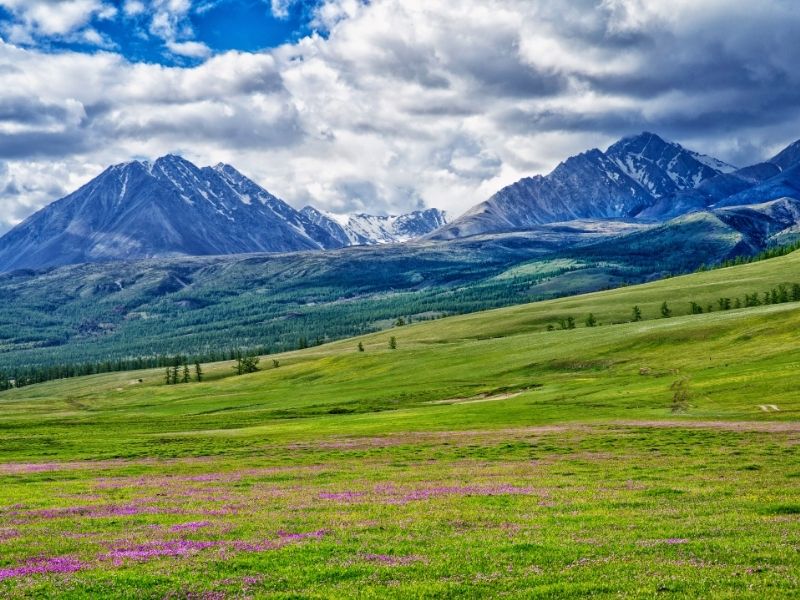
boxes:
[0,214,791,375]
[0,251,799,597]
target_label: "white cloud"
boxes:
[269,0,292,19]
[167,39,211,58]
[1,0,800,230]
[0,0,115,40]
[123,0,147,17]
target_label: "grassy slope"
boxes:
[0,252,799,597]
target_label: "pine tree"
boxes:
[585,313,597,327]
[358,342,364,352]
[165,367,172,385]
[389,336,397,350]
[194,362,203,382]
[181,363,190,384]
[632,305,642,322]
[660,301,672,318]
[171,365,179,385]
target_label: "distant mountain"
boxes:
[576,196,800,271]
[3,132,799,273]
[0,155,448,272]
[433,132,737,239]
[432,132,800,240]
[0,155,347,272]
[301,207,448,246]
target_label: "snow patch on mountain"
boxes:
[301,207,448,246]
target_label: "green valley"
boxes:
[0,251,798,597]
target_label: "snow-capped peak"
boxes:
[300,206,449,246]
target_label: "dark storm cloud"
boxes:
[0,130,95,159]
[0,96,82,126]
[2,0,800,220]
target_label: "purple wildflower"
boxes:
[277,529,328,541]
[169,521,212,532]
[230,540,282,552]
[0,556,86,580]
[102,540,219,564]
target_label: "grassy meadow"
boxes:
[1,252,799,597]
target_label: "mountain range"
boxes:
[1,132,800,274]
[1,131,800,369]
[432,132,800,239]
[0,156,448,272]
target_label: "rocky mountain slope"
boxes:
[301,207,448,245]
[0,156,448,272]
[433,132,800,239]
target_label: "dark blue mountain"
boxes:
[0,156,449,272]
[432,132,737,239]
[433,133,800,239]
[0,155,349,272]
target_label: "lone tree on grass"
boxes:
[660,301,672,318]
[234,353,260,375]
[389,336,397,350]
[558,316,576,330]
[585,313,597,327]
[632,305,642,322]
[358,342,364,352]
[194,362,203,383]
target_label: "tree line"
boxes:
[550,282,800,331]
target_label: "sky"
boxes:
[1,0,800,232]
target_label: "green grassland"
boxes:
[0,252,799,597]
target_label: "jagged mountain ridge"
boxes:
[2,132,799,273]
[301,206,448,245]
[433,132,800,239]
[0,156,448,272]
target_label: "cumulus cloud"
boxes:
[269,0,293,19]
[0,0,116,43]
[123,0,147,17]
[166,39,211,58]
[1,0,800,232]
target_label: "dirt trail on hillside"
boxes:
[611,419,800,432]
[427,391,523,405]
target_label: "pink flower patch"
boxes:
[0,556,86,580]
[102,540,218,563]
[169,521,212,532]
[277,529,328,541]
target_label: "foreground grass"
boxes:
[1,253,799,597]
